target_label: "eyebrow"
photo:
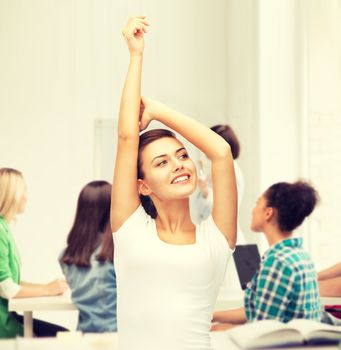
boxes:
[151,147,186,164]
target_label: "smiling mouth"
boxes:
[171,175,190,184]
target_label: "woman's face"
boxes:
[250,194,268,232]
[139,137,197,201]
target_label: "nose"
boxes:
[172,158,184,173]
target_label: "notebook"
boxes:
[233,244,261,290]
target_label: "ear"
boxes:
[264,207,275,221]
[137,179,152,196]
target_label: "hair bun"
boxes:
[291,181,319,219]
[265,180,319,232]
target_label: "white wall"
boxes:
[305,0,341,268]
[224,0,305,248]
[223,0,259,243]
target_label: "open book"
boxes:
[227,319,341,349]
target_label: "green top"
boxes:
[0,216,23,338]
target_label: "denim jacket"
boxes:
[59,245,117,332]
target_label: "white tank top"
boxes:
[113,205,233,350]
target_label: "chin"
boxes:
[172,186,196,199]
[250,225,261,233]
[182,183,196,196]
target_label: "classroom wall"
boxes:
[1,0,340,328]
[0,0,308,281]
[305,0,341,268]
[0,0,230,328]
[224,0,304,248]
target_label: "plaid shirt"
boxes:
[244,237,322,323]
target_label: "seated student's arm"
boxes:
[212,307,246,324]
[13,279,68,298]
[318,263,341,281]
[211,322,238,331]
[319,277,341,297]
[0,236,68,299]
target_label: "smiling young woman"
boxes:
[110,17,237,350]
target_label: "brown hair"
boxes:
[211,124,240,159]
[61,181,113,266]
[137,129,176,218]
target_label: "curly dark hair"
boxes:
[264,181,319,232]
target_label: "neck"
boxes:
[153,198,194,233]
[3,214,13,224]
[264,225,293,246]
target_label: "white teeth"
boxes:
[173,175,189,184]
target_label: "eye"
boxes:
[179,153,189,160]
[156,160,168,167]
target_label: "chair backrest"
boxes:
[233,244,261,290]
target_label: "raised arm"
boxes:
[110,17,149,232]
[140,98,237,247]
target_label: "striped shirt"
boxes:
[244,237,322,323]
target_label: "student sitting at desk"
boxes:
[212,181,322,330]
[59,181,117,333]
[0,168,68,338]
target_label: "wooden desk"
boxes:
[321,296,341,306]
[8,292,341,339]
[8,294,77,338]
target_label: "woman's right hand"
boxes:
[122,16,150,56]
[45,279,69,296]
[139,96,153,131]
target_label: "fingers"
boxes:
[139,102,145,118]
[46,279,69,296]
[139,119,149,132]
[210,323,225,332]
[122,16,150,39]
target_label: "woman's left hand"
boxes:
[139,96,161,131]
[122,16,150,56]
